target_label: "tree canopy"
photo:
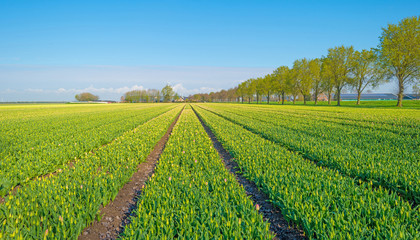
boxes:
[161,85,175,102]
[75,92,99,101]
[377,16,419,107]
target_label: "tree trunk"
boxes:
[293,95,296,104]
[328,92,332,105]
[241,95,244,103]
[337,89,341,106]
[303,95,307,105]
[256,94,259,104]
[357,91,361,105]
[397,78,404,107]
[314,89,318,105]
[282,92,285,105]
[267,91,270,104]
[248,97,251,104]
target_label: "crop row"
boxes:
[0,104,176,196]
[193,105,420,239]
[233,104,419,137]
[198,104,420,204]
[233,103,419,131]
[121,107,272,239]
[0,105,183,239]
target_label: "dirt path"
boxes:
[192,106,306,240]
[78,108,183,240]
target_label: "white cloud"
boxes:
[172,83,220,96]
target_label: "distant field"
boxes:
[235,99,420,108]
[1,103,419,239]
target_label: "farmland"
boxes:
[0,102,419,239]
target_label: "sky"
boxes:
[0,0,418,101]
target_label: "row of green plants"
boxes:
[0,104,176,196]
[0,106,183,239]
[121,107,272,239]
[200,103,420,204]
[230,103,419,136]
[193,105,420,239]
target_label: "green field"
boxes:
[0,102,419,239]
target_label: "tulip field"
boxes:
[0,102,419,239]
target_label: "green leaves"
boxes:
[0,105,182,239]
[194,103,420,239]
[121,109,272,239]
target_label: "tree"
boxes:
[287,68,300,104]
[253,77,265,104]
[325,46,355,106]
[75,92,99,101]
[236,82,245,103]
[350,49,385,105]
[161,85,175,102]
[262,74,273,104]
[294,58,313,104]
[244,79,255,103]
[377,16,420,107]
[413,83,420,97]
[321,58,335,105]
[273,66,289,104]
[309,58,322,104]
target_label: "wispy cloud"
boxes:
[172,83,220,96]
[24,85,146,94]
[0,64,274,101]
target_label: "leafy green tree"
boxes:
[324,46,355,106]
[294,58,313,104]
[75,92,99,101]
[309,58,322,104]
[413,83,420,97]
[262,74,273,104]
[287,68,300,104]
[236,82,244,103]
[377,16,419,107]
[350,49,385,105]
[272,66,290,104]
[321,58,335,105]
[244,79,255,103]
[161,85,175,102]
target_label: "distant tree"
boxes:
[236,82,246,103]
[244,79,255,103]
[262,74,273,104]
[174,93,180,101]
[350,49,386,105]
[287,68,300,104]
[161,85,175,102]
[413,83,420,97]
[321,58,335,105]
[294,58,313,104]
[272,66,290,104]
[324,46,355,106]
[309,58,323,104]
[377,16,420,107]
[75,92,99,101]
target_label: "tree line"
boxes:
[121,85,179,103]
[191,16,419,107]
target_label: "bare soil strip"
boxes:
[192,106,306,240]
[78,107,183,240]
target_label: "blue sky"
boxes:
[0,0,418,101]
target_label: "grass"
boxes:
[232,100,420,109]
